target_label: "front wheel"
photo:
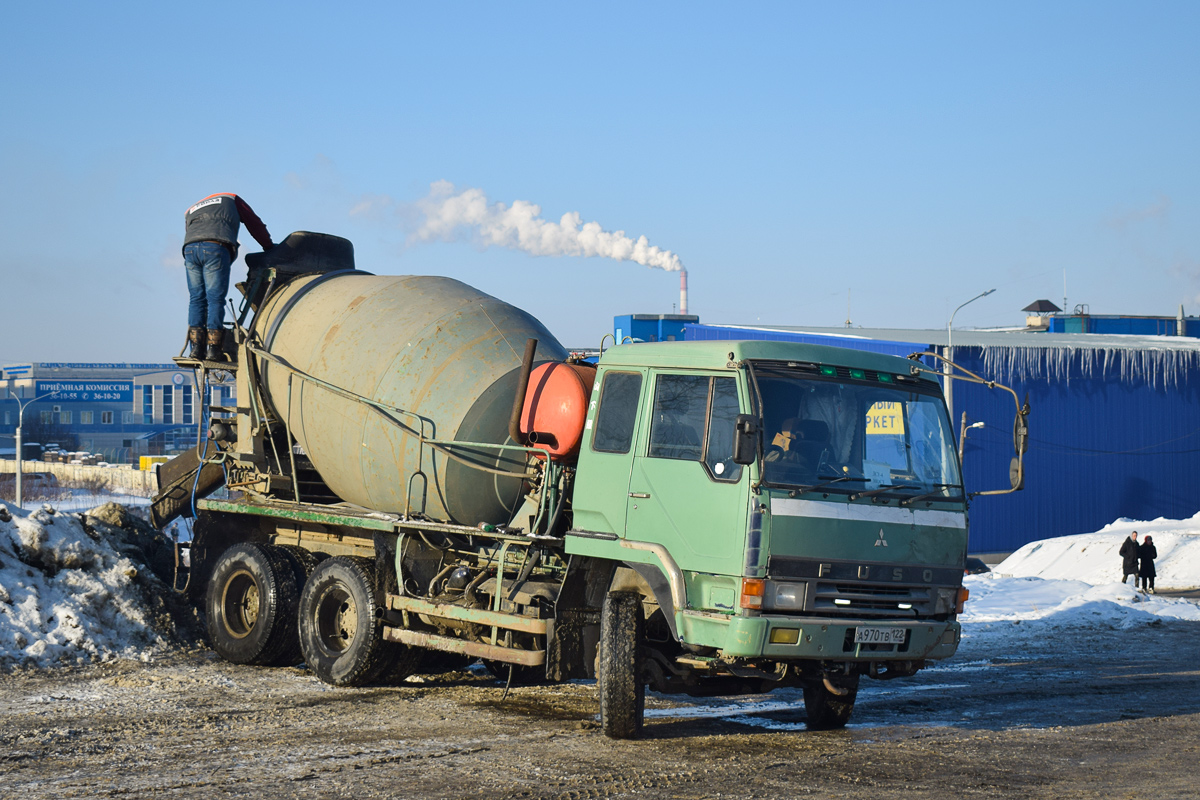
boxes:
[598,592,645,739]
[298,556,393,687]
[803,674,859,730]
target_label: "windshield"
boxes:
[754,366,963,501]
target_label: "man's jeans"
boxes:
[184,242,233,329]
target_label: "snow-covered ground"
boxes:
[1,500,1199,670]
[962,512,1200,628]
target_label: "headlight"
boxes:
[766,581,807,611]
[934,587,959,615]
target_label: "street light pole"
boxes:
[8,389,60,508]
[945,288,995,420]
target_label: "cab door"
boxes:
[625,372,749,576]
[570,368,648,536]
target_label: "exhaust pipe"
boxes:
[508,338,538,446]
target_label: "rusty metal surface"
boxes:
[387,594,549,634]
[382,627,546,666]
[253,274,567,524]
[151,445,228,528]
[197,497,397,531]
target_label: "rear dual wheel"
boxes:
[298,556,421,686]
[205,543,300,666]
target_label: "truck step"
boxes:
[172,356,239,370]
[387,594,548,634]
[382,627,545,666]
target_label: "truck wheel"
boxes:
[598,592,645,739]
[298,556,392,687]
[205,543,299,666]
[804,675,860,730]
[267,546,327,667]
[276,544,327,583]
[374,641,426,685]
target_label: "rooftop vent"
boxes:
[1022,299,1062,330]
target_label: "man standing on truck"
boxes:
[1119,530,1140,585]
[183,193,274,361]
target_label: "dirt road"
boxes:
[3,620,1199,799]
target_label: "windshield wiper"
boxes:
[899,484,963,506]
[848,483,911,501]
[785,474,869,496]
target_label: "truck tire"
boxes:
[374,641,426,685]
[267,546,328,667]
[298,556,392,687]
[598,592,645,739]
[276,544,327,584]
[803,675,860,730]
[205,543,300,666]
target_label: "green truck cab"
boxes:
[566,341,970,732]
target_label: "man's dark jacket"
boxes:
[183,194,273,259]
[1119,537,1139,572]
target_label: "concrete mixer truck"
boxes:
[152,231,1030,738]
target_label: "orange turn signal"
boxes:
[956,586,970,615]
[741,578,765,609]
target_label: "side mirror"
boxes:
[733,414,758,465]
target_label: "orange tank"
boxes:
[520,362,597,460]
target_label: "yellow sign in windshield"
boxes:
[866,401,905,434]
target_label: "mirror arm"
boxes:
[908,352,1032,498]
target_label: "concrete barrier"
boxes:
[0,459,155,494]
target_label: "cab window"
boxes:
[592,372,642,454]
[647,374,743,482]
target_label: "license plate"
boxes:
[854,626,907,645]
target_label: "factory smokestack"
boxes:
[679,268,688,315]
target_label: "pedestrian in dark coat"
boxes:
[1119,531,1140,585]
[1139,536,1158,593]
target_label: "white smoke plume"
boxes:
[410,180,684,271]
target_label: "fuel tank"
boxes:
[253,271,567,524]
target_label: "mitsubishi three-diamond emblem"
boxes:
[874,528,889,547]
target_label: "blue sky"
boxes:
[2,2,1198,359]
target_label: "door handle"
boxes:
[629,492,651,499]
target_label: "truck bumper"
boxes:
[676,611,960,662]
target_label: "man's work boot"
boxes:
[205,328,228,362]
[188,327,206,360]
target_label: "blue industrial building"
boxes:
[610,303,1200,554]
[612,313,699,345]
[0,363,235,463]
[681,315,1200,553]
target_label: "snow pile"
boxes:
[961,512,1200,629]
[0,501,197,669]
[962,575,1200,628]
[992,512,1200,590]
